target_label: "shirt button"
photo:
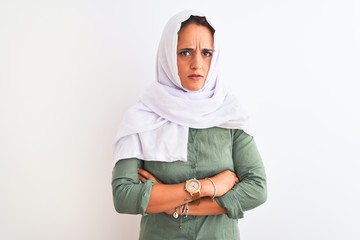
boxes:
[191,163,196,169]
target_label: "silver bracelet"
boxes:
[206,177,216,200]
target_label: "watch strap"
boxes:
[191,192,201,205]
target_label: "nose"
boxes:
[190,51,202,70]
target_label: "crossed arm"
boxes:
[112,130,267,219]
[138,168,239,216]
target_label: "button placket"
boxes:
[187,129,198,175]
[191,130,198,173]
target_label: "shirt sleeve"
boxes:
[112,158,155,215]
[215,130,267,219]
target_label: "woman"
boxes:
[112,10,267,240]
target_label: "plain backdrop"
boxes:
[1,0,360,239]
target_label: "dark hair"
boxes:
[179,15,215,35]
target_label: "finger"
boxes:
[138,168,149,176]
[138,168,156,178]
[138,170,153,180]
[139,173,161,184]
[235,177,239,184]
[138,169,162,183]
[139,175,147,183]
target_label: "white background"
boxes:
[1,0,359,239]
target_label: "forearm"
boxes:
[112,159,155,215]
[164,197,226,216]
[188,197,226,216]
[146,179,213,213]
[216,175,267,219]
[113,179,155,214]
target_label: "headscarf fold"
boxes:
[113,10,250,165]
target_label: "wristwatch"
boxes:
[185,178,201,205]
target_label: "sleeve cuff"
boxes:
[216,191,244,219]
[138,180,156,215]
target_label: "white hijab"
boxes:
[113,10,250,165]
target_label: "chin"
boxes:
[186,86,202,91]
[184,83,205,91]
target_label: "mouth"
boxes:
[188,74,203,81]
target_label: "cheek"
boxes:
[177,61,187,75]
[205,59,212,73]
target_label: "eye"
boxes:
[179,50,191,56]
[202,50,213,57]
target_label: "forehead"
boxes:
[177,23,214,48]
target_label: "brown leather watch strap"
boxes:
[191,192,201,205]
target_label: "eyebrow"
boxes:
[178,48,193,51]
[203,48,214,52]
[177,48,214,52]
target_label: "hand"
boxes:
[207,170,239,197]
[164,208,174,215]
[138,168,163,184]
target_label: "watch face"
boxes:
[186,179,201,193]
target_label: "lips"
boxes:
[188,74,203,81]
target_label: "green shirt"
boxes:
[112,127,267,240]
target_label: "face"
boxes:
[177,23,214,91]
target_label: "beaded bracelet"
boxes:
[173,203,189,229]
